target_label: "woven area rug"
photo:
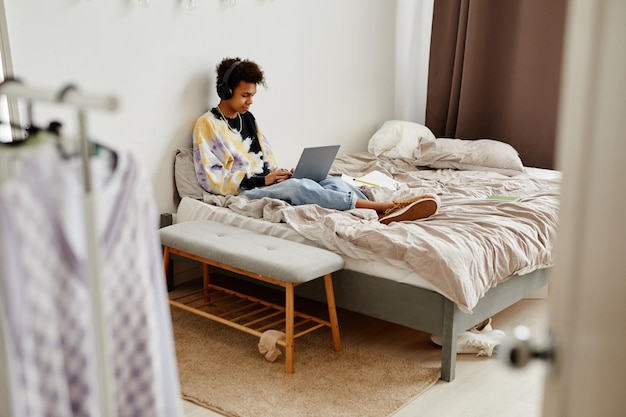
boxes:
[171,307,440,417]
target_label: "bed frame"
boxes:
[294,267,549,381]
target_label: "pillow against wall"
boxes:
[413,138,525,176]
[174,148,205,199]
[368,120,437,159]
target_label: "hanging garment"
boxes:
[0,137,182,417]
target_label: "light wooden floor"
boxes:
[171,265,549,417]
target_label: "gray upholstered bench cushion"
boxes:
[159,220,344,283]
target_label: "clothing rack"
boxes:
[0,79,119,417]
[0,79,118,111]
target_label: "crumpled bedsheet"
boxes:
[200,152,560,313]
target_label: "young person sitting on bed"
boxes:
[192,57,440,224]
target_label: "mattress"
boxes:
[173,152,560,313]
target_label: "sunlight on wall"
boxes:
[1,0,15,142]
[0,62,9,142]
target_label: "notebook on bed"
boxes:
[291,145,340,182]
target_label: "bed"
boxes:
[170,121,560,381]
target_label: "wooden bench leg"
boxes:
[203,263,211,302]
[163,246,171,281]
[203,264,211,287]
[285,283,295,374]
[324,274,342,352]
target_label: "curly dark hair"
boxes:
[216,57,266,92]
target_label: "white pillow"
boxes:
[368,120,436,159]
[413,138,525,176]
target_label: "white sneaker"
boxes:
[430,318,493,346]
[458,330,506,356]
[469,318,493,332]
[430,326,506,357]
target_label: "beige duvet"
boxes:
[200,152,560,313]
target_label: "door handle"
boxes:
[499,325,555,368]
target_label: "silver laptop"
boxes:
[291,145,340,182]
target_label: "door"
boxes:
[542,0,626,416]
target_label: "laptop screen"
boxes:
[291,145,340,182]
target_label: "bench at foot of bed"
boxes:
[159,220,344,374]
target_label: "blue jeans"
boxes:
[238,176,368,211]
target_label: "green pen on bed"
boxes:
[487,195,521,201]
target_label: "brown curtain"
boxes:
[426,0,568,169]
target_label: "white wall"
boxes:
[3,0,397,213]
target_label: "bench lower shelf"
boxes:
[169,283,331,346]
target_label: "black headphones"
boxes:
[216,60,241,100]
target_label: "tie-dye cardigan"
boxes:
[192,111,278,196]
